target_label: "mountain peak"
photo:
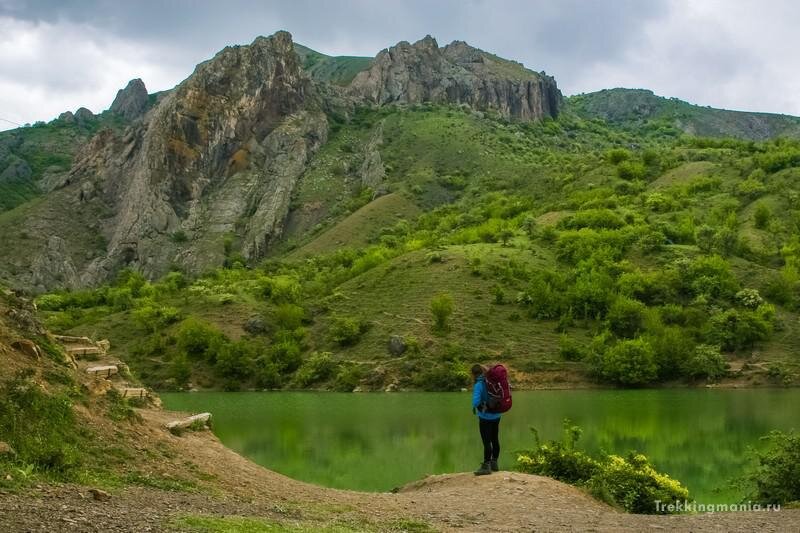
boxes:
[110,78,148,121]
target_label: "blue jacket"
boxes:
[472,376,501,420]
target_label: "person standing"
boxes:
[471,364,501,475]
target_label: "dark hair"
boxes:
[471,364,486,381]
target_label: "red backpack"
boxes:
[485,364,512,413]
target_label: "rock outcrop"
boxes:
[349,36,561,120]
[72,31,326,283]
[110,79,149,121]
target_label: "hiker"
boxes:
[471,364,501,475]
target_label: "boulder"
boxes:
[88,488,111,502]
[11,339,41,360]
[244,316,267,335]
[0,441,16,457]
[388,335,407,356]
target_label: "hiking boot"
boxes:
[474,462,492,476]
[490,459,499,472]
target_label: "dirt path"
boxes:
[2,412,798,533]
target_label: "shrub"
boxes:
[0,371,83,478]
[681,344,727,381]
[606,148,631,164]
[517,271,565,319]
[329,316,369,346]
[601,338,657,385]
[587,452,690,514]
[736,178,767,199]
[293,352,337,387]
[517,421,599,484]
[413,362,470,391]
[273,304,307,331]
[430,293,454,331]
[559,335,585,361]
[561,209,625,230]
[617,161,647,181]
[736,288,764,309]
[332,364,364,392]
[708,306,773,351]
[695,225,716,253]
[132,305,181,333]
[740,430,800,505]
[647,326,696,380]
[754,203,772,229]
[261,275,301,304]
[607,297,647,338]
[175,318,225,362]
[516,420,689,514]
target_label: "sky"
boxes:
[1,0,799,130]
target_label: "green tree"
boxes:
[430,293,454,331]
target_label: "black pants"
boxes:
[479,418,500,463]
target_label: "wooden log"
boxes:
[166,412,211,431]
[66,346,103,357]
[53,335,93,344]
[121,388,148,398]
[86,365,118,378]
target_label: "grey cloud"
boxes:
[0,0,798,128]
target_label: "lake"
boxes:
[160,389,800,504]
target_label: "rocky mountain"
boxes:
[5,32,800,293]
[349,36,560,121]
[0,31,562,291]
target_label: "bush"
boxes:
[617,161,647,181]
[607,297,647,338]
[736,288,764,309]
[741,430,800,505]
[559,335,585,361]
[273,304,307,331]
[681,344,727,381]
[0,371,83,478]
[430,293,454,331]
[517,421,599,484]
[175,318,225,362]
[606,148,631,164]
[293,352,337,387]
[332,364,364,392]
[132,305,181,333]
[754,203,772,229]
[261,275,301,304]
[587,453,690,514]
[413,362,470,391]
[516,420,689,514]
[601,338,657,385]
[329,316,369,346]
[647,326,696,380]
[708,306,773,351]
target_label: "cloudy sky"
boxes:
[1,0,798,130]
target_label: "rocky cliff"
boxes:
[348,36,560,120]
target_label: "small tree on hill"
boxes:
[430,293,454,332]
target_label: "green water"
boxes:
[161,389,800,504]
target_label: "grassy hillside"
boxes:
[294,43,372,85]
[569,88,800,140]
[32,103,800,392]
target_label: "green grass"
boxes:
[288,193,421,258]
